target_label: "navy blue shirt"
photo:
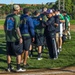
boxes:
[20,14,35,38]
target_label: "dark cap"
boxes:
[46,9,53,14]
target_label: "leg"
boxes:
[38,46,42,60]
[23,50,29,65]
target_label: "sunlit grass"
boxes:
[0,30,75,71]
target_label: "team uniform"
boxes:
[59,14,65,37]
[20,14,35,51]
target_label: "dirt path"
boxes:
[70,25,75,31]
[0,25,3,30]
[0,67,75,75]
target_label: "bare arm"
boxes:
[16,27,23,44]
[60,20,65,23]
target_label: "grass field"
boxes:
[0,19,75,26]
[0,30,75,71]
[0,19,5,25]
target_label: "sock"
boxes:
[17,64,20,70]
[29,50,33,55]
[8,63,11,68]
[38,53,41,58]
[59,46,61,48]
[29,50,31,55]
[31,50,33,55]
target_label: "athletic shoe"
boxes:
[69,36,71,40]
[53,57,58,60]
[57,49,60,54]
[37,57,43,60]
[6,67,14,72]
[59,48,62,51]
[16,68,26,72]
[29,54,33,57]
[23,64,29,68]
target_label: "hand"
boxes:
[19,38,23,44]
[40,18,42,20]
[55,23,58,27]
[32,38,35,42]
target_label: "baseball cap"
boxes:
[46,9,53,14]
[13,4,21,11]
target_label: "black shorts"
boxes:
[22,36,31,51]
[35,34,44,46]
[6,41,23,56]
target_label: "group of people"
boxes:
[4,4,71,72]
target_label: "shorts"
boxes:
[6,41,23,56]
[59,23,63,37]
[35,34,44,46]
[22,36,31,51]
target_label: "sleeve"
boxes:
[45,19,52,26]
[28,17,35,38]
[56,16,60,24]
[15,16,20,29]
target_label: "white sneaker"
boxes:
[59,48,62,51]
[69,36,71,40]
[53,57,58,60]
[16,68,26,72]
[37,58,43,60]
[6,67,14,72]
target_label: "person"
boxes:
[58,10,65,51]
[62,11,71,40]
[20,8,35,67]
[44,9,58,59]
[32,10,44,60]
[52,10,60,54]
[41,7,48,51]
[4,4,26,72]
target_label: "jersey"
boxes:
[4,14,20,42]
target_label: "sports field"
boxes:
[0,19,75,75]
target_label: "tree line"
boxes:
[0,0,75,19]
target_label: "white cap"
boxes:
[13,4,20,11]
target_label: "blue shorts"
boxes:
[6,41,23,56]
[35,33,44,46]
[22,36,31,51]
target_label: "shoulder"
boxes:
[27,16,33,22]
[6,14,13,18]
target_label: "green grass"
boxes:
[70,20,75,25]
[0,19,5,25]
[0,30,75,71]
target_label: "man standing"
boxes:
[20,8,35,67]
[44,9,58,59]
[4,4,25,72]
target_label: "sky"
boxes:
[0,0,56,4]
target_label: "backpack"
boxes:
[6,17,15,31]
[32,17,40,27]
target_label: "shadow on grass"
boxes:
[0,34,6,55]
[0,42,6,55]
